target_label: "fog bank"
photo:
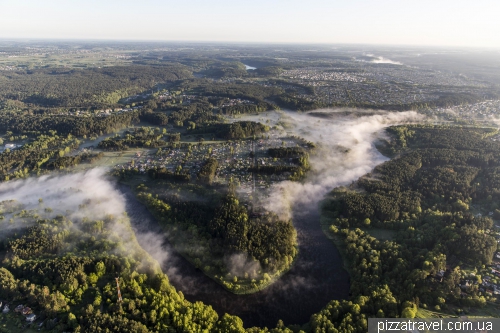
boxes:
[241,109,424,219]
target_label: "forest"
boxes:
[197,158,219,184]
[136,184,298,295]
[1,43,500,332]
[0,112,142,181]
[249,150,310,181]
[176,80,283,102]
[5,114,498,332]
[8,126,499,333]
[0,201,257,333]
[189,121,270,140]
[0,132,82,180]
[316,125,500,332]
[268,147,306,158]
[0,65,192,108]
[0,111,140,137]
[46,152,104,170]
[97,127,176,151]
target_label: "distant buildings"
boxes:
[26,314,36,322]
[4,304,37,322]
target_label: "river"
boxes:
[120,184,349,328]
[115,110,423,328]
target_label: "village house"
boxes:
[21,306,32,315]
[26,313,36,322]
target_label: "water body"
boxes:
[120,110,422,328]
[244,64,257,70]
[121,184,349,328]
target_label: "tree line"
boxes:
[315,125,500,332]
[0,65,192,108]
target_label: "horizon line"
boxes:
[0,37,498,51]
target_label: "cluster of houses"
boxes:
[481,275,500,296]
[366,63,478,87]
[459,251,500,299]
[460,276,500,298]
[1,143,20,151]
[432,99,500,124]
[114,130,305,197]
[1,302,36,322]
[122,93,153,103]
[282,68,364,83]
[0,65,16,71]
[158,92,172,100]
[315,80,439,107]
[0,143,21,153]
[268,60,484,108]
[213,98,255,109]
[66,105,143,117]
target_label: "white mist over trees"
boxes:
[0,168,125,221]
[243,110,424,219]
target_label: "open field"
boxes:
[0,51,133,69]
[416,308,456,319]
[72,149,150,171]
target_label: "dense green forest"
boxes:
[197,158,219,184]
[0,132,82,180]
[250,147,310,181]
[136,184,298,294]
[267,147,306,158]
[0,201,276,332]
[6,125,498,333]
[0,112,141,181]
[97,127,177,151]
[176,80,283,101]
[188,121,270,140]
[2,43,500,332]
[271,94,321,112]
[316,125,500,332]
[0,65,192,108]
[0,111,140,137]
[3,120,498,331]
[46,151,104,170]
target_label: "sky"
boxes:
[1,0,499,48]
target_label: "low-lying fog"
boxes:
[0,109,426,326]
[237,109,424,219]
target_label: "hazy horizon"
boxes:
[1,0,499,49]
[0,38,499,51]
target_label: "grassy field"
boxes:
[0,51,132,69]
[72,149,150,172]
[466,302,500,318]
[416,308,456,319]
[416,302,500,319]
